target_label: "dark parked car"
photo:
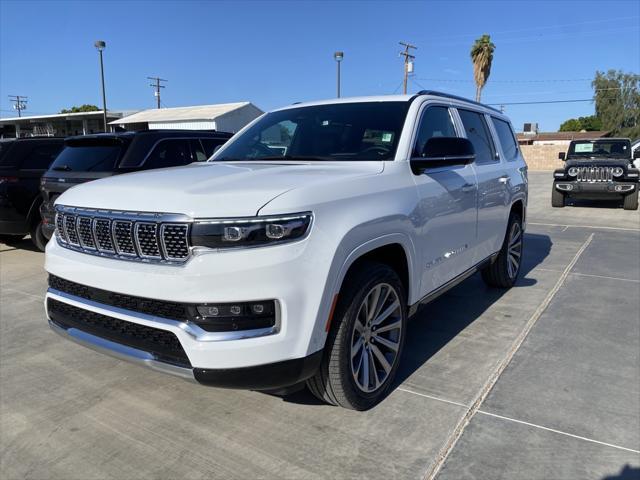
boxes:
[553,138,640,210]
[40,130,232,241]
[0,137,65,249]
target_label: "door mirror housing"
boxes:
[633,149,640,160]
[411,137,476,174]
[558,151,566,161]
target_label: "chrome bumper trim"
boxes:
[48,319,196,381]
[46,288,280,342]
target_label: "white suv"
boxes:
[45,91,527,410]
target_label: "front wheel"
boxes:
[30,221,48,252]
[307,262,407,410]
[551,186,565,207]
[482,212,523,288]
[623,190,639,210]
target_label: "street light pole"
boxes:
[334,51,344,98]
[94,40,108,132]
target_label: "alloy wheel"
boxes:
[350,283,403,393]
[507,222,522,279]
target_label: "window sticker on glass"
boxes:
[575,143,594,153]
[381,132,393,143]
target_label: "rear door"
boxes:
[411,104,478,295]
[456,109,509,261]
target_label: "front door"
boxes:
[411,105,478,297]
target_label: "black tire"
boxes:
[307,262,407,410]
[481,212,523,289]
[551,185,565,207]
[623,191,639,210]
[0,234,24,245]
[30,221,48,252]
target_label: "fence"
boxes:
[520,144,565,171]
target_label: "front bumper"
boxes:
[554,181,636,196]
[45,231,336,384]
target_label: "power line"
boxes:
[147,76,167,109]
[399,41,417,95]
[8,95,28,117]
[487,99,594,106]
[415,77,593,84]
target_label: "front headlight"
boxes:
[567,167,579,177]
[612,167,624,177]
[191,212,312,249]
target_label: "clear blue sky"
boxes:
[1,0,638,132]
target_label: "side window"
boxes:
[201,138,226,157]
[22,143,63,170]
[458,109,496,165]
[491,117,519,161]
[190,140,208,161]
[145,139,191,169]
[413,106,457,157]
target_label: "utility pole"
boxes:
[8,95,28,117]
[148,77,167,109]
[399,42,417,95]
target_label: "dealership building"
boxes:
[0,102,263,138]
[110,102,263,133]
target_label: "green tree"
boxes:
[59,104,100,114]
[470,34,496,102]
[558,115,602,132]
[593,70,640,138]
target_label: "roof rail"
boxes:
[415,90,502,114]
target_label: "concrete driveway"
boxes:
[1,171,639,479]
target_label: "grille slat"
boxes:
[576,166,614,183]
[54,208,190,264]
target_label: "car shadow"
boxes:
[566,198,623,209]
[277,232,552,407]
[0,236,40,253]
[601,465,640,480]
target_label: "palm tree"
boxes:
[470,34,496,102]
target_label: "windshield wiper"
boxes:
[52,165,72,171]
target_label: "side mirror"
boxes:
[558,152,566,161]
[411,137,476,174]
[633,149,640,160]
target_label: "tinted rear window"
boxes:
[51,144,122,172]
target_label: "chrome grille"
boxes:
[54,207,191,264]
[576,166,614,183]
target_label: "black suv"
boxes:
[553,138,640,210]
[0,137,65,249]
[40,130,232,241]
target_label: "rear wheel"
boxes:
[307,262,407,410]
[30,221,47,251]
[551,185,565,207]
[481,212,523,288]
[623,190,639,210]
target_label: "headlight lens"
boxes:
[191,212,312,249]
[612,167,624,177]
[567,167,579,177]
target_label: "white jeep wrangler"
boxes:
[46,91,527,410]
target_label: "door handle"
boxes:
[461,183,476,193]
[498,176,509,184]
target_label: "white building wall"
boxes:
[147,120,217,130]
[214,104,263,133]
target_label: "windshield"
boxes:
[213,102,410,161]
[51,143,122,172]
[568,140,631,159]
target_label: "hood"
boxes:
[55,161,384,218]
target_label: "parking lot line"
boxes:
[396,387,469,409]
[529,222,640,232]
[534,268,640,283]
[475,410,640,454]
[423,233,595,480]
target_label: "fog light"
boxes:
[194,300,277,332]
